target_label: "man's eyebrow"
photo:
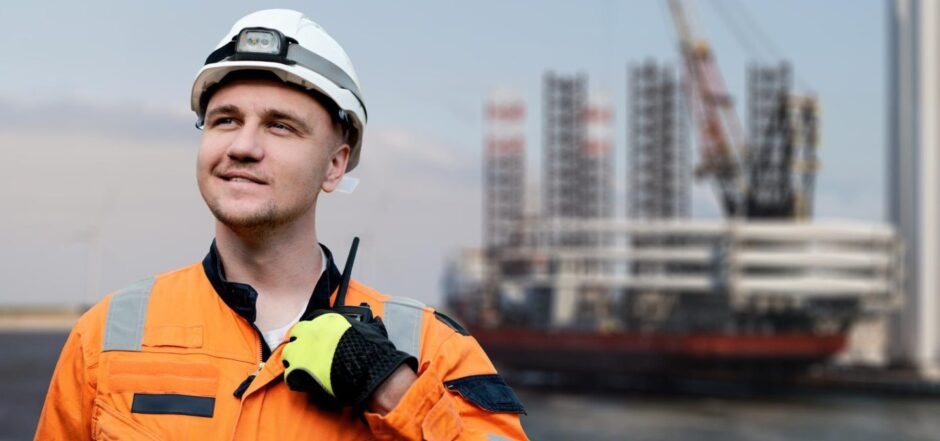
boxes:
[263,108,312,134]
[205,104,240,121]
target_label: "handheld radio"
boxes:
[332,237,373,322]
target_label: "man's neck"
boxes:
[214,211,323,330]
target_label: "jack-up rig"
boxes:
[444,0,900,382]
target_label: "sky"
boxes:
[0,0,886,307]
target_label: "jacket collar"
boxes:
[202,240,342,324]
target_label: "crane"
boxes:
[667,0,747,216]
[667,0,820,220]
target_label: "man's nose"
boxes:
[227,123,265,162]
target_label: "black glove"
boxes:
[282,310,417,410]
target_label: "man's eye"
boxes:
[212,117,236,127]
[270,122,294,133]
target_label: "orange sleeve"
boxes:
[364,322,528,441]
[34,315,100,440]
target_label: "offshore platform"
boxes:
[444,0,902,381]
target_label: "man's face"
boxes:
[196,78,349,233]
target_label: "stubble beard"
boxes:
[204,196,307,240]
[198,160,324,240]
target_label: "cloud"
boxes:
[0,96,196,145]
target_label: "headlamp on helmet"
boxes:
[236,28,286,56]
[200,27,365,125]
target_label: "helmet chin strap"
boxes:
[333,175,359,194]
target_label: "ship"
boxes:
[442,1,902,382]
[444,220,901,380]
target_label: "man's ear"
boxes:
[321,143,351,193]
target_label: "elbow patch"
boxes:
[444,374,525,414]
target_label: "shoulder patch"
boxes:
[444,374,525,414]
[434,311,470,336]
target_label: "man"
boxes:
[35,9,527,440]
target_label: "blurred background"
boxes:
[2,0,939,440]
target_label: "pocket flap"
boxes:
[443,374,525,414]
[143,325,203,348]
[106,360,219,396]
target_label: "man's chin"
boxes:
[207,204,280,231]
[202,195,315,236]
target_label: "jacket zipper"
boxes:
[228,324,269,441]
[233,324,270,398]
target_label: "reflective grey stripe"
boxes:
[487,435,512,441]
[102,277,155,352]
[383,297,425,359]
[286,44,365,114]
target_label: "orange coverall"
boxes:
[35,244,527,440]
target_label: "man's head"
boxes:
[191,9,366,233]
[192,10,366,166]
[196,75,348,233]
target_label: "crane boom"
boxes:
[666,0,821,220]
[667,0,747,216]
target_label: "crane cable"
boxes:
[708,0,767,63]
[706,0,813,91]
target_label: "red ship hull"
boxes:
[473,327,847,376]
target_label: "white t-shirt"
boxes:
[258,247,327,350]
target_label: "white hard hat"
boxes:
[192,9,367,171]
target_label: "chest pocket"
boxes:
[94,358,221,441]
[105,359,219,415]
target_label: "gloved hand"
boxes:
[282,310,418,410]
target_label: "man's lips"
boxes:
[219,170,267,185]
